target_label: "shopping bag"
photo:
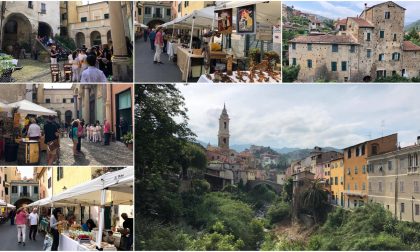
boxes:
[43,234,53,251]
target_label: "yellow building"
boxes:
[329,157,345,207]
[180,1,215,16]
[52,167,96,195]
[3,167,20,204]
[60,1,82,36]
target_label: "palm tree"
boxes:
[301,178,328,223]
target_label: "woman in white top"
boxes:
[78,50,88,80]
[92,123,98,142]
[27,118,41,140]
[95,122,102,142]
[89,124,94,142]
[71,51,80,82]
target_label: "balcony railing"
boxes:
[408,166,419,175]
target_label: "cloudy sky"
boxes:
[18,167,34,179]
[284,1,420,24]
[178,84,420,149]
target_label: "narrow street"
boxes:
[0,223,45,251]
[135,38,182,82]
[0,137,133,166]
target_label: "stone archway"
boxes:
[2,12,32,52]
[38,22,53,38]
[147,19,164,29]
[75,32,85,48]
[14,198,34,209]
[363,76,372,82]
[90,31,102,46]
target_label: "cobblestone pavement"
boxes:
[0,222,45,251]
[135,39,182,82]
[0,137,133,166]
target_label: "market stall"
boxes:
[42,167,134,251]
[193,0,281,83]
[1,100,57,164]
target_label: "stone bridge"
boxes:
[248,180,282,194]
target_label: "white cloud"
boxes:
[178,84,420,150]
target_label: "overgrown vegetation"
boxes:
[282,65,300,82]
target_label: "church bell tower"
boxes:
[218,103,230,150]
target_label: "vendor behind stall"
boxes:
[119,213,133,250]
[82,219,96,232]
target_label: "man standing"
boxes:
[104,119,111,146]
[154,27,164,64]
[120,213,133,250]
[28,208,39,241]
[149,29,156,51]
[44,116,60,165]
[80,55,107,83]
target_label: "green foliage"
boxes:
[247,184,277,209]
[188,221,245,250]
[136,217,192,250]
[307,203,419,250]
[301,179,329,223]
[261,233,306,250]
[282,65,300,82]
[323,19,335,30]
[54,35,77,51]
[122,132,133,144]
[267,200,291,224]
[190,192,264,250]
[281,177,293,202]
[374,75,411,82]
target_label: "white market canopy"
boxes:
[7,204,15,208]
[161,6,215,29]
[7,100,57,116]
[215,1,280,25]
[0,199,6,206]
[50,167,133,206]
[0,101,10,112]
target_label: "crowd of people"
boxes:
[8,207,133,251]
[69,118,112,156]
[66,44,112,83]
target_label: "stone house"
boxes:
[367,137,420,222]
[289,1,420,82]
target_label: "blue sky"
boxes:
[283,1,420,24]
[178,84,420,150]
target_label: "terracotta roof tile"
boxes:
[290,34,358,45]
[402,41,420,51]
[348,17,374,28]
[335,19,347,26]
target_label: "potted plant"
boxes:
[4,106,19,162]
[122,132,133,151]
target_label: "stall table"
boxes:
[197,71,281,83]
[176,46,204,81]
[59,234,87,251]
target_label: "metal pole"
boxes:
[96,187,106,249]
[186,16,195,83]
[412,196,415,222]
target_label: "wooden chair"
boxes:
[63,63,73,81]
[50,64,61,82]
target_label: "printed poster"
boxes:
[216,9,233,34]
[237,4,256,34]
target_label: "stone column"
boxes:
[109,1,132,82]
[83,86,90,123]
[73,94,78,120]
[105,84,112,129]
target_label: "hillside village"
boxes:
[283,1,420,83]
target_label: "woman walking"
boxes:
[71,120,79,156]
[50,208,65,251]
[15,207,28,246]
[96,121,102,142]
